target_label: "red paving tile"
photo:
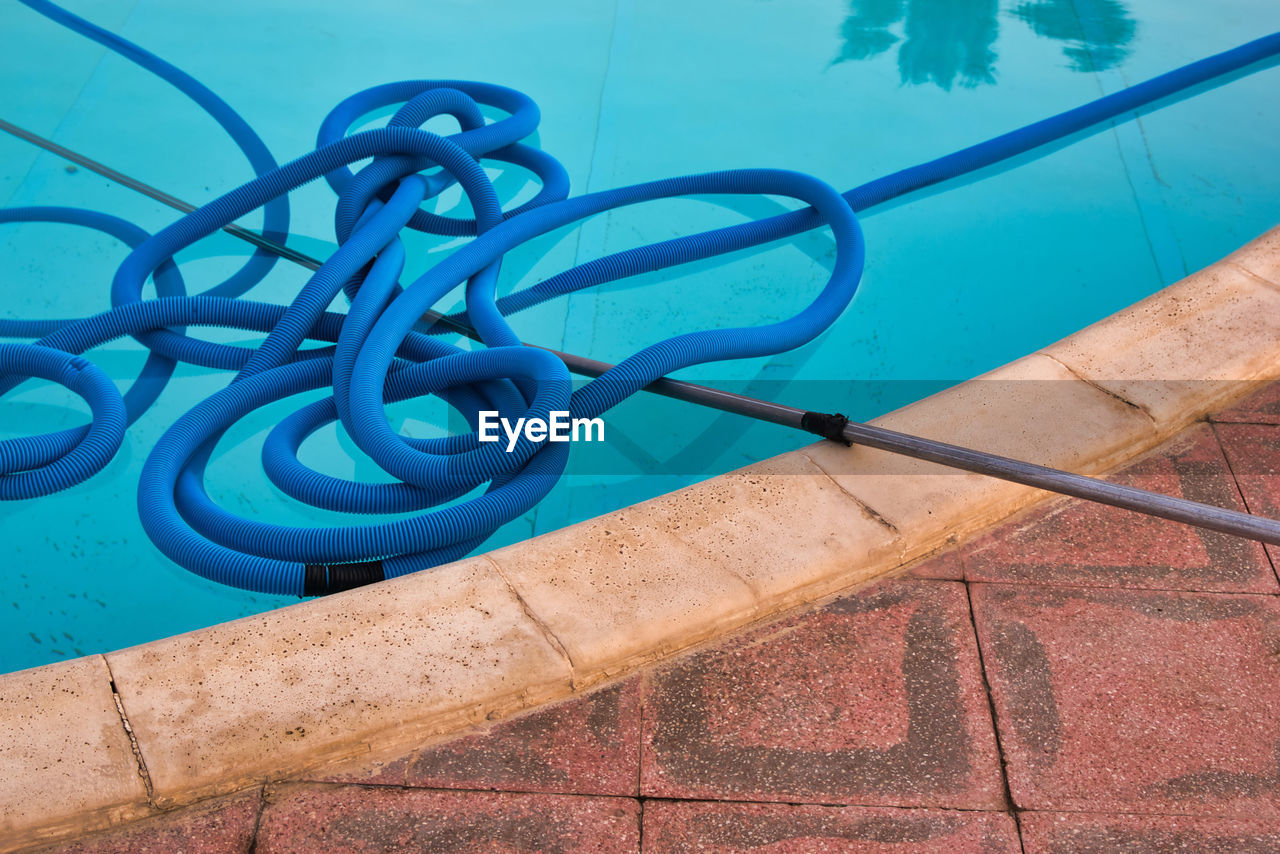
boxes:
[1019,810,1280,853]
[642,801,1021,853]
[961,425,1277,593]
[403,677,640,796]
[1209,382,1280,425]
[1214,421,1280,569]
[906,548,964,580]
[971,583,1280,816]
[30,789,260,853]
[641,579,1006,809]
[254,784,640,853]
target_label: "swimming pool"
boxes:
[1,0,1278,672]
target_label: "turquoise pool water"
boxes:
[1,0,1278,672]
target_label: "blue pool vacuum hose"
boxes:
[3,0,1279,594]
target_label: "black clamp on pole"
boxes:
[800,411,853,446]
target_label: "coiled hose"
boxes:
[3,0,1278,595]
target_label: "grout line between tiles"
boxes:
[963,581,1026,853]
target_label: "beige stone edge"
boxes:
[3,228,1279,850]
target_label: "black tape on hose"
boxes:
[303,559,386,596]
[801,411,852,446]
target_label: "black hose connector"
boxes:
[800,411,852,446]
[303,560,386,596]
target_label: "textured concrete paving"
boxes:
[27,383,1280,852]
[639,579,1006,810]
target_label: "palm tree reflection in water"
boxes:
[1014,0,1136,72]
[834,0,1136,88]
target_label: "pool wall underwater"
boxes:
[1,227,1279,849]
[2,0,1280,672]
